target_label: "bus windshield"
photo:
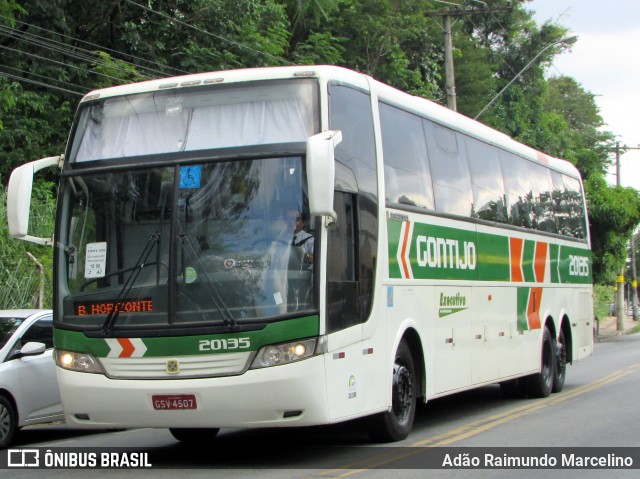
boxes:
[68,79,317,163]
[58,156,316,330]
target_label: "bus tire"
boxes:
[552,328,567,393]
[366,340,417,442]
[523,326,555,398]
[169,428,220,443]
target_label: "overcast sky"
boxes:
[527,0,640,190]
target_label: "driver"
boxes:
[291,211,314,266]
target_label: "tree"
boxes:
[584,175,640,283]
[541,76,613,179]
[0,0,637,295]
[0,182,55,308]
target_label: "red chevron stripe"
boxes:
[117,338,135,358]
[527,287,542,330]
[510,237,524,282]
[534,241,548,282]
[400,221,411,279]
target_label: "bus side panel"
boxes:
[471,286,519,383]
[323,322,389,423]
[430,286,472,393]
[574,288,595,360]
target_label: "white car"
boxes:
[0,309,63,448]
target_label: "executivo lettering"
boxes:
[439,292,469,318]
[416,236,477,270]
[440,292,467,307]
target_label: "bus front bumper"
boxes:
[58,355,329,429]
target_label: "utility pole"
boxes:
[26,252,44,309]
[424,5,512,112]
[632,232,638,321]
[612,142,640,328]
[443,11,456,111]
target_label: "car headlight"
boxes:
[250,338,317,369]
[55,350,104,374]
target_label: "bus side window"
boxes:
[326,192,359,333]
[424,121,473,217]
[379,102,434,210]
[329,83,378,328]
[465,135,507,223]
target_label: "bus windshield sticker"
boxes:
[184,266,197,284]
[85,242,107,278]
[273,292,283,305]
[179,165,202,188]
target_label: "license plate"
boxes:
[152,394,197,410]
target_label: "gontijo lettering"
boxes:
[416,236,477,270]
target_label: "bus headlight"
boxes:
[55,350,104,374]
[250,339,317,369]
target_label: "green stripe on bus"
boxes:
[522,240,536,283]
[408,223,479,281]
[54,315,319,358]
[550,244,561,283]
[387,220,403,279]
[558,245,592,284]
[387,218,590,284]
[516,287,530,332]
[477,232,510,282]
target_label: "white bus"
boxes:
[7,65,593,443]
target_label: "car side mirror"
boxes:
[14,342,47,359]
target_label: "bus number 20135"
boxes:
[198,338,251,351]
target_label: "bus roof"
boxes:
[80,65,581,179]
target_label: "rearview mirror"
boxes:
[7,155,62,246]
[306,131,342,223]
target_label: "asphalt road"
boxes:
[5,332,640,478]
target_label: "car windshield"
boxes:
[0,317,23,349]
[57,157,316,330]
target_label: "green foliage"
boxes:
[330,0,441,98]
[585,175,640,283]
[454,39,496,119]
[0,0,25,22]
[0,0,638,294]
[90,51,148,88]
[541,76,614,179]
[0,79,71,181]
[593,284,614,319]
[0,181,55,308]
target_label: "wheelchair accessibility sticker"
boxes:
[179,165,202,188]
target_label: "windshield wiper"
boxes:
[179,233,239,331]
[101,233,160,334]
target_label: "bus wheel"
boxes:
[552,329,567,393]
[523,326,555,398]
[169,428,220,443]
[366,340,417,442]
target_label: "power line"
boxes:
[0,43,131,84]
[0,63,89,94]
[0,13,188,77]
[123,0,295,67]
[0,71,84,96]
[0,23,163,80]
[424,5,513,111]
